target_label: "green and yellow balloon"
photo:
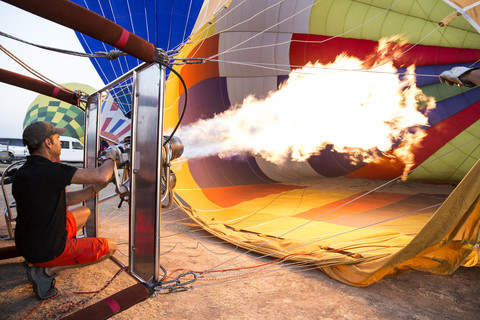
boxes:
[23,83,95,144]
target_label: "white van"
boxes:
[59,136,84,163]
[0,138,28,163]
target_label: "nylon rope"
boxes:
[143,0,150,44]
[154,128,480,272]
[180,202,441,283]
[179,0,462,84]
[78,0,123,81]
[208,58,441,78]
[105,0,129,76]
[202,19,443,78]
[206,0,411,61]
[0,30,127,60]
[155,201,437,277]
[97,197,449,288]
[193,235,437,283]
[202,135,480,273]
[156,191,439,259]
[160,240,242,256]
[157,202,436,265]
[170,241,414,287]
[205,0,404,59]
[0,44,74,94]
[181,0,195,49]
[166,0,268,75]
[106,0,133,73]
[167,0,408,106]
[206,0,322,61]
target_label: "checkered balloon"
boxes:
[23,83,95,144]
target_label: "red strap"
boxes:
[115,29,129,50]
[103,297,121,313]
[52,87,59,98]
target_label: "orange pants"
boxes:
[34,211,109,267]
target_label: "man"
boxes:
[13,121,118,300]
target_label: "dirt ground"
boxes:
[1,163,480,320]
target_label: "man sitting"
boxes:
[13,121,118,299]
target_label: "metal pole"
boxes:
[128,70,139,273]
[154,65,166,282]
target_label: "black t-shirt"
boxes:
[13,155,77,263]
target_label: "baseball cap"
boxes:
[22,121,67,148]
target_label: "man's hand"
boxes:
[99,145,122,165]
[439,67,475,87]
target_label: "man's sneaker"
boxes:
[26,266,58,300]
[439,67,476,87]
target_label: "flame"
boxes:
[178,38,435,168]
[393,130,427,180]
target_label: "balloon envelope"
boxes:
[163,0,480,285]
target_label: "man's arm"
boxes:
[461,69,480,86]
[66,159,115,206]
[66,186,96,206]
[70,159,114,185]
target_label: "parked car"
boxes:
[59,136,84,163]
[0,138,28,164]
[0,150,10,164]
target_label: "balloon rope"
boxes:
[197,201,442,277]
[166,0,232,61]
[178,0,250,50]
[207,0,403,61]
[197,0,446,79]
[157,209,442,285]
[0,30,128,60]
[99,207,125,226]
[193,247,387,287]
[97,199,445,286]
[208,58,441,79]
[162,130,479,258]
[214,0,287,45]
[207,19,442,79]
[206,0,323,61]
[252,203,442,245]
[157,201,437,266]
[180,0,195,47]
[206,0,403,59]
[167,241,413,288]
[160,241,242,256]
[99,187,441,274]
[198,247,394,282]
[203,135,480,273]
[370,25,442,70]
[0,44,74,93]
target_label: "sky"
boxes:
[0,2,104,138]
